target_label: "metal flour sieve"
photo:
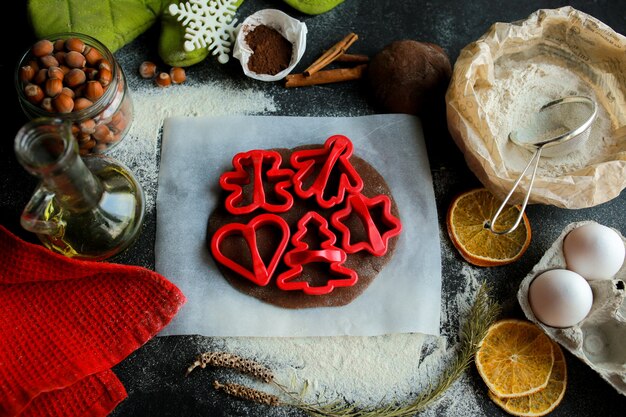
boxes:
[486,96,598,235]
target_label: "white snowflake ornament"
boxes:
[168,0,240,64]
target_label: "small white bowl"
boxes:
[233,9,307,81]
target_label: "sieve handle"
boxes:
[486,147,543,235]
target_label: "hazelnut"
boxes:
[32,68,48,84]
[81,139,97,150]
[47,66,64,80]
[32,39,54,57]
[98,59,112,72]
[62,87,75,98]
[94,143,108,153]
[53,39,65,52]
[83,46,103,66]
[170,67,186,84]
[155,72,171,87]
[71,124,81,136]
[84,81,104,101]
[65,37,85,53]
[79,148,90,156]
[73,84,86,98]
[65,51,86,68]
[79,119,97,134]
[84,67,98,80]
[24,84,44,104]
[34,68,48,85]
[74,97,93,111]
[60,65,71,75]
[39,54,59,69]
[41,97,54,112]
[45,78,63,97]
[19,65,35,83]
[65,68,86,87]
[93,124,112,141]
[27,60,40,73]
[139,61,156,79]
[54,51,66,65]
[53,93,74,113]
[98,67,112,87]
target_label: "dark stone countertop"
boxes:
[2,1,626,416]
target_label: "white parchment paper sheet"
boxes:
[156,115,441,337]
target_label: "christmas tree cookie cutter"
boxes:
[331,192,402,256]
[220,150,294,215]
[210,214,290,286]
[277,211,358,295]
[290,135,364,209]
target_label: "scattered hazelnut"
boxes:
[45,78,63,97]
[65,68,86,87]
[98,67,112,87]
[84,81,104,101]
[19,65,35,83]
[74,97,94,111]
[65,51,86,68]
[83,46,103,66]
[53,93,75,113]
[47,66,64,80]
[24,84,44,104]
[139,61,157,79]
[41,97,54,112]
[34,68,48,85]
[170,67,186,84]
[53,39,65,52]
[32,39,53,57]
[40,55,59,69]
[155,72,171,87]
[65,37,85,53]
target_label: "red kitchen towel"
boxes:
[0,225,186,417]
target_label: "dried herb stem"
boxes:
[186,351,274,383]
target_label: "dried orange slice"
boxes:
[446,188,531,267]
[476,319,554,398]
[489,341,567,416]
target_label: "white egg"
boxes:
[563,223,625,281]
[528,269,593,328]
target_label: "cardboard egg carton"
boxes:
[518,221,626,395]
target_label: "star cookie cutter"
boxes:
[220,150,294,215]
[331,192,402,256]
[210,214,290,286]
[277,211,358,295]
[290,135,364,209]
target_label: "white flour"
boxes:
[198,264,483,412]
[108,82,277,211]
[478,58,619,177]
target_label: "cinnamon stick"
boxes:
[335,53,369,63]
[304,33,358,76]
[285,64,367,88]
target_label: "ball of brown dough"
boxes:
[368,40,452,115]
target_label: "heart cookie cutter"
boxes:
[277,211,358,295]
[220,150,294,215]
[331,192,402,256]
[290,135,364,209]
[211,213,290,286]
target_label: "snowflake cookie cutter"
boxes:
[277,211,358,296]
[331,192,402,256]
[211,214,290,286]
[290,135,364,209]
[219,150,294,215]
[169,0,240,64]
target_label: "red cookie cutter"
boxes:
[220,150,294,215]
[211,214,290,286]
[277,211,358,295]
[331,192,402,256]
[290,135,364,209]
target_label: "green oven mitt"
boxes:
[28,0,169,52]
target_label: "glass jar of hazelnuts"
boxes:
[15,33,133,155]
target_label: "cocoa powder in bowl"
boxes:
[245,25,293,76]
